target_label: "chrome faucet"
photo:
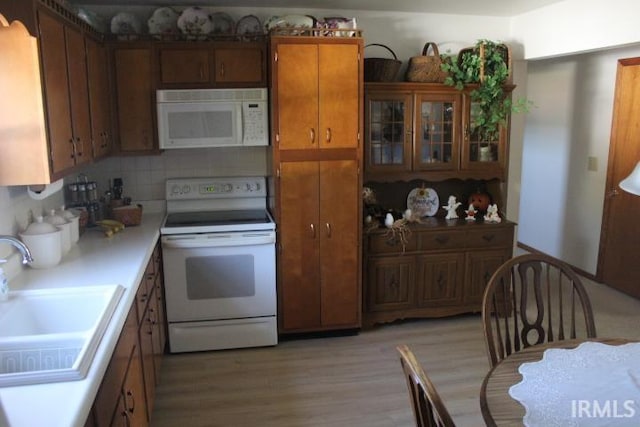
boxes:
[0,236,34,264]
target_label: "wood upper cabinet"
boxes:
[214,44,265,85]
[112,44,156,153]
[157,41,266,88]
[271,37,361,150]
[278,160,360,332]
[364,82,511,182]
[38,10,92,175]
[86,36,112,159]
[158,47,209,85]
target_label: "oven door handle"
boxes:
[162,232,275,248]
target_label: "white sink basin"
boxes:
[0,285,124,387]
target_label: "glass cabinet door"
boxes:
[365,92,412,172]
[462,96,508,172]
[413,93,460,171]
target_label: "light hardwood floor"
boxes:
[151,276,640,427]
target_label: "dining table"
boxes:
[480,337,640,427]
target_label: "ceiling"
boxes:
[75,0,566,17]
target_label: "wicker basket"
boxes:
[457,42,512,83]
[364,44,402,82]
[405,42,448,83]
[112,204,143,226]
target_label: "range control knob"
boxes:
[182,185,191,194]
[170,184,181,195]
[224,184,233,192]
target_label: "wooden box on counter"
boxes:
[363,218,515,327]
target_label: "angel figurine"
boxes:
[442,195,461,220]
[484,203,502,223]
[465,203,477,221]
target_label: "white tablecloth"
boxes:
[509,342,640,426]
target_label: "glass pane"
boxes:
[469,101,498,162]
[418,100,454,164]
[370,99,405,165]
[186,255,255,299]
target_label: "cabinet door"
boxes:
[278,161,321,330]
[416,252,464,308]
[460,93,508,176]
[366,256,415,312]
[38,11,75,174]
[318,44,360,149]
[121,345,148,427]
[319,160,360,327]
[113,47,155,152]
[464,249,511,306]
[159,48,210,84]
[86,37,112,159]
[139,297,156,421]
[413,92,460,171]
[274,44,319,150]
[65,25,92,166]
[365,91,412,172]
[214,45,265,85]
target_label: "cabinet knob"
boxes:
[435,236,449,245]
[310,223,316,238]
[325,223,332,238]
[326,128,332,143]
[482,234,496,242]
[309,128,315,144]
[219,62,225,78]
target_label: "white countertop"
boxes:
[0,211,165,427]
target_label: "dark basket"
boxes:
[364,43,402,82]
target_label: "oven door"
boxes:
[161,231,276,322]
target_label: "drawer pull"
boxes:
[435,236,449,245]
[482,234,496,242]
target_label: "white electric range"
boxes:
[160,176,277,353]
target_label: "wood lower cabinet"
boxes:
[111,43,156,153]
[90,244,166,427]
[364,220,514,326]
[157,41,266,88]
[278,160,361,332]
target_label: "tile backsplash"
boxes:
[0,146,268,272]
[69,146,269,202]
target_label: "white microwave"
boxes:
[157,88,269,149]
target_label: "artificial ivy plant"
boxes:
[440,39,531,142]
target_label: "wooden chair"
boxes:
[396,345,456,427]
[481,253,597,368]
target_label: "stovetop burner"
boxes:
[164,209,272,228]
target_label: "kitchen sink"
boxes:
[0,285,124,387]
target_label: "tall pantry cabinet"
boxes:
[270,35,363,333]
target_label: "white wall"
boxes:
[517,44,640,274]
[511,0,640,59]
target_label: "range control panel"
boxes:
[166,177,267,200]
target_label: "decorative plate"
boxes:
[407,187,439,217]
[177,7,213,39]
[110,12,142,38]
[210,12,235,35]
[147,7,179,38]
[265,14,315,35]
[236,14,262,35]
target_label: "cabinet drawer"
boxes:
[466,228,513,249]
[368,233,417,254]
[418,230,466,251]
